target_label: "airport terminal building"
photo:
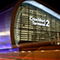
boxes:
[0,0,60,49]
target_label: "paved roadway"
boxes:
[0,44,60,60]
[0,49,60,60]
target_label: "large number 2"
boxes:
[46,20,50,27]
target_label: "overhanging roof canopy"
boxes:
[23,1,60,20]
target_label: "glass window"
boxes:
[14,4,60,45]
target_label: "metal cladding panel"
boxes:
[0,8,14,49]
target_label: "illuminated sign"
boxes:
[29,16,50,27]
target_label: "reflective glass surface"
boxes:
[14,4,60,45]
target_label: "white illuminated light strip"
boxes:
[23,1,60,19]
[0,31,10,36]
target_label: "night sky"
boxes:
[0,0,60,12]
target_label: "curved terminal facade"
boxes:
[0,0,60,49]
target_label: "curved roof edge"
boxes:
[0,0,60,19]
[23,1,60,19]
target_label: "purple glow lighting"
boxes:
[0,7,14,15]
[0,45,11,49]
[0,6,14,49]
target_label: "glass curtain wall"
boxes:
[14,4,60,45]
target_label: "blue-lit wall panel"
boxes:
[0,8,14,49]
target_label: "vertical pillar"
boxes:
[57,33,60,45]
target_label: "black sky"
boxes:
[0,0,17,10]
[0,0,60,12]
[41,0,60,12]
